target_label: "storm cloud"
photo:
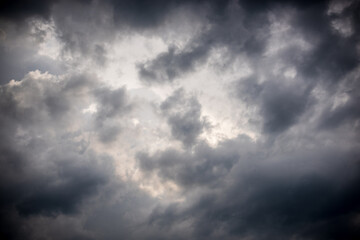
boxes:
[0,0,360,239]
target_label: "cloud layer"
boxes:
[0,0,360,239]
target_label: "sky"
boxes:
[0,0,360,239]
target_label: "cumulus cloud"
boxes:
[160,88,208,148]
[0,72,107,238]
[0,70,142,239]
[137,137,242,188]
[235,75,314,134]
[145,135,360,239]
[138,45,210,84]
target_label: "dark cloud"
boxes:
[136,0,359,115]
[0,73,114,239]
[239,0,328,12]
[108,0,231,29]
[0,71,143,240]
[137,1,252,83]
[138,138,240,188]
[95,87,132,121]
[48,0,114,67]
[292,9,359,86]
[109,0,178,29]
[145,137,360,240]
[261,81,313,134]
[138,0,334,85]
[317,72,360,131]
[15,151,112,217]
[160,89,208,148]
[0,0,56,22]
[235,76,313,134]
[94,86,132,143]
[138,45,209,84]
[1,0,360,239]
[319,98,360,130]
[229,0,359,136]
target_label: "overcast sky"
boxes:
[0,0,360,239]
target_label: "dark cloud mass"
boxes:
[160,88,208,148]
[1,0,360,240]
[138,45,210,83]
[0,0,55,22]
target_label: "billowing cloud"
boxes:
[0,0,360,239]
[160,88,208,148]
[144,135,360,239]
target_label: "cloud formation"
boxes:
[0,0,360,239]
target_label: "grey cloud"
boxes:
[107,0,230,30]
[233,2,359,136]
[138,0,359,138]
[138,45,209,84]
[0,48,64,84]
[16,150,112,217]
[160,89,208,148]
[0,122,110,237]
[0,1,64,84]
[274,1,360,87]
[320,99,360,129]
[145,136,360,240]
[1,0,360,239]
[139,0,335,85]
[97,124,121,143]
[167,113,204,147]
[138,136,250,188]
[235,76,313,134]
[108,0,177,29]
[0,73,75,128]
[230,1,359,135]
[239,3,359,135]
[0,0,235,84]
[94,87,132,143]
[261,81,313,134]
[0,71,133,239]
[1,0,230,71]
[238,0,328,12]
[0,0,56,23]
[93,44,108,66]
[95,87,132,121]
[81,180,161,240]
[298,34,359,86]
[137,2,252,83]
[50,0,114,67]
[0,30,65,84]
[318,74,360,131]
[235,75,263,104]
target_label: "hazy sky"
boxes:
[0,0,360,239]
